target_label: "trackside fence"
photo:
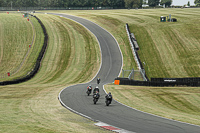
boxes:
[151,77,200,83]
[114,77,200,87]
[0,16,48,85]
[117,24,200,87]
[125,23,149,81]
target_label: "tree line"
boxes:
[2,0,198,8]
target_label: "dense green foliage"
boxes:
[124,0,143,8]
[160,0,172,7]
[1,0,200,8]
[0,0,126,8]
[195,0,200,6]
[0,0,173,8]
[148,0,160,7]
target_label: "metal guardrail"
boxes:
[125,23,147,81]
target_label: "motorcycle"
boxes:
[86,87,92,96]
[105,95,112,106]
[93,91,100,104]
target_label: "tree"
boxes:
[82,0,90,7]
[143,0,148,4]
[187,1,190,6]
[0,0,130,8]
[194,0,200,6]
[64,0,70,7]
[92,0,98,7]
[148,0,160,7]
[124,0,133,8]
[134,0,143,8]
[160,0,172,7]
[124,0,142,8]
[1,0,11,7]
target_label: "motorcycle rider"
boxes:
[93,86,100,104]
[97,77,100,84]
[87,85,92,95]
[93,86,99,94]
[105,92,112,102]
[87,85,92,91]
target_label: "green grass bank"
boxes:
[0,13,110,133]
[42,8,200,126]
[0,8,200,132]
[45,8,200,78]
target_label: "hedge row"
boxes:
[0,16,48,85]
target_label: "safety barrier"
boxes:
[0,16,48,85]
[114,77,200,87]
[125,23,149,81]
[123,24,200,87]
[151,77,200,83]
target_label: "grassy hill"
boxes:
[0,13,109,133]
[43,8,200,126]
[0,8,200,133]
[49,8,200,78]
[0,13,44,81]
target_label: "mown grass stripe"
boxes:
[1,8,200,132]
[0,12,108,133]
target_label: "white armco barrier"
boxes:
[125,24,147,81]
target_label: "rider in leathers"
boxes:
[87,85,92,91]
[93,86,99,94]
[105,92,112,102]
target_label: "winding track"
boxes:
[51,13,200,133]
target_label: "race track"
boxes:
[51,13,200,133]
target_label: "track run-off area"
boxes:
[50,13,200,133]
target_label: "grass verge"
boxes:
[105,84,200,126]
[0,13,44,81]
[0,13,110,133]
[43,8,200,78]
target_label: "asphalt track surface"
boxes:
[50,13,200,133]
